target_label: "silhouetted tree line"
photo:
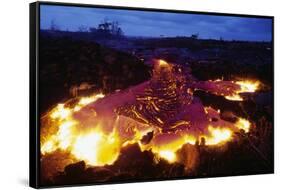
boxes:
[49,18,124,38]
[81,19,124,38]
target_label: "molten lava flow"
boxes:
[148,134,192,163]
[56,121,76,150]
[73,93,105,112]
[225,80,260,101]
[72,132,102,165]
[71,128,120,166]
[204,126,232,145]
[235,118,251,133]
[41,60,255,172]
[41,138,56,154]
[158,59,169,67]
[236,80,259,93]
[158,150,177,163]
[225,94,243,101]
[40,93,122,167]
[41,120,76,154]
[50,104,71,120]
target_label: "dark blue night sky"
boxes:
[40,5,272,42]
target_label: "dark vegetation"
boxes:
[39,35,150,113]
[42,19,124,41]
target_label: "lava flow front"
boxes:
[40,59,259,183]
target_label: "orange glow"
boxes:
[225,80,260,101]
[158,150,177,163]
[158,59,169,67]
[235,118,251,132]
[184,135,196,145]
[72,132,102,165]
[149,134,197,163]
[50,104,71,120]
[57,121,76,150]
[236,80,259,93]
[74,93,105,111]
[225,94,243,101]
[41,137,56,154]
[79,93,105,106]
[205,126,232,145]
[71,129,120,166]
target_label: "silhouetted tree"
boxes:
[50,19,60,31]
[191,33,199,40]
[111,21,124,37]
[92,19,124,37]
[98,19,111,34]
[89,27,97,33]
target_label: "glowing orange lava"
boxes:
[40,61,254,167]
[225,80,260,101]
[158,59,169,67]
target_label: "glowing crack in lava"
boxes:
[40,59,259,171]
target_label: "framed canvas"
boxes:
[30,1,274,188]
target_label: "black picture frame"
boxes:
[30,1,274,188]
